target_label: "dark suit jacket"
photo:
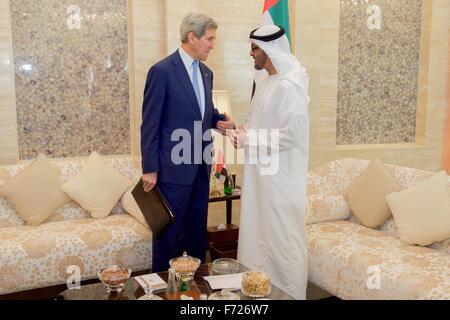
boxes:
[140,50,223,185]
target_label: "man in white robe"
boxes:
[231,25,310,300]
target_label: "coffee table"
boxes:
[60,263,294,300]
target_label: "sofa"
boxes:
[1,156,449,299]
[305,158,450,300]
[0,155,152,296]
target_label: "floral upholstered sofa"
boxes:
[0,156,152,296]
[305,158,450,300]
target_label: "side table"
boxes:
[208,194,240,225]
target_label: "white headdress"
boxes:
[250,25,309,100]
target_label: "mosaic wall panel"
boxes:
[10,0,130,159]
[336,0,422,145]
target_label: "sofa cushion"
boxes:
[307,158,369,196]
[0,167,9,185]
[386,171,450,246]
[0,201,24,228]
[307,220,450,299]
[0,168,14,228]
[1,156,142,227]
[53,156,141,221]
[306,192,351,224]
[61,152,133,219]
[344,159,402,228]
[429,238,450,256]
[0,214,152,295]
[385,163,440,189]
[0,154,70,226]
[380,217,450,255]
[121,187,148,227]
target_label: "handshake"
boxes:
[215,113,246,149]
[228,126,246,149]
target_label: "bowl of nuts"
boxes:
[97,265,131,293]
[241,270,271,298]
[169,251,201,281]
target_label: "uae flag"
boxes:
[252,0,292,98]
[214,149,228,183]
[262,0,292,48]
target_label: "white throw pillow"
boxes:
[61,152,133,218]
[121,187,148,227]
[386,171,450,246]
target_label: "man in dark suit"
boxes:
[140,13,235,272]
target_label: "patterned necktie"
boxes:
[192,60,204,119]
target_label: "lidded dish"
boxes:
[169,251,201,280]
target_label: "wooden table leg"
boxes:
[226,199,232,225]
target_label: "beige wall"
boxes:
[164,0,263,126]
[444,26,450,173]
[295,0,449,172]
[0,0,448,173]
[0,0,18,164]
[129,0,166,157]
[129,0,261,158]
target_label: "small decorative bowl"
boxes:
[209,289,240,300]
[212,258,240,274]
[241,270,271,298]
[97,265,131,293]
[169,251,201,281]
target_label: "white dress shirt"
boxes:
[178,47,205,119]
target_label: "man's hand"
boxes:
[230,126,246,149]
[216,112,235,135]
[142,172,157,192]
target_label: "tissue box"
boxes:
[207,224,239,244]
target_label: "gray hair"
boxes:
[180,13,218,43]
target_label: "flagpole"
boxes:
[289,0,296,54]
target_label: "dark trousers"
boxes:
[151,164,209,272]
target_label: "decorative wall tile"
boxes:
[10,0,130,159]
[336,0,422,145]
